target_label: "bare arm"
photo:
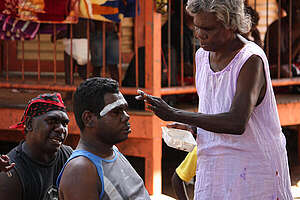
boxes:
[138,55,266,135]
[59,157,102,200]
[0,168,22,200]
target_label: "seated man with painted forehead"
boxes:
[57,77,151,200]
[0,93,72,200]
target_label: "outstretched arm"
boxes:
[137,55,266,135]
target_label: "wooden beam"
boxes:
[277,103,300,126]
[272,77,300,87]
[276,94,300,126]
[161,86,196,95]
[143,1,162,195]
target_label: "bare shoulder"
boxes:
[242,54,264,72]
[0,168,22,200]
[59,156,101,200]
[60,156,98,183]
[237,54,266,92]
[247,54,263,65]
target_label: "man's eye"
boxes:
[47,119,56,124]
[112,108,125,115]
[113,110,122,114]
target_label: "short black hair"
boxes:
[73,77,119,131]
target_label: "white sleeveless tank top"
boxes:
[194,36,292,200]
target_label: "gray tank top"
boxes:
[57,146,151,199]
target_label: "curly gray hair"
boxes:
[186,0,251,34]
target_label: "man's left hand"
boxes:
[0,155,15,173]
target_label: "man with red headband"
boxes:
[0,93,72,200]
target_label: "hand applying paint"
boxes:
[135,89,176,121]
[135,89,147,100]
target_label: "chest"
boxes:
[196,69,237,114]
[209,52,240,72]
[209,58,231,72]
[101,158,147,199]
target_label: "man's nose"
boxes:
[54,123,67,135]
[122,111,130,122]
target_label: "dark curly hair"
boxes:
[73,77,119,131]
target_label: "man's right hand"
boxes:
[0,155,15,172]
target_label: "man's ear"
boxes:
[24,116,33,132]
[82,111,96,128]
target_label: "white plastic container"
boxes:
[162,127,197,152]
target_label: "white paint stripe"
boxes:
[99,96,127,117]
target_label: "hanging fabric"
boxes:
[79,0,138,22]
[0,0,72,40]
[0,0,19,17]
[0,13,40,40]
[18,0,79,23]
[1,0,79,24]
[18,0,45,14]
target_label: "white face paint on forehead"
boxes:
[99,92,127,117]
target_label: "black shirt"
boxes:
[7,141,73,200]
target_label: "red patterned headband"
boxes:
[9,93,66,130]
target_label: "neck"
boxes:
[22,141,56,163]
[76,136,114,158]
[213,34,243,59]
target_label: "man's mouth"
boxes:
[122,125,131,134]
[49,137,63,146]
